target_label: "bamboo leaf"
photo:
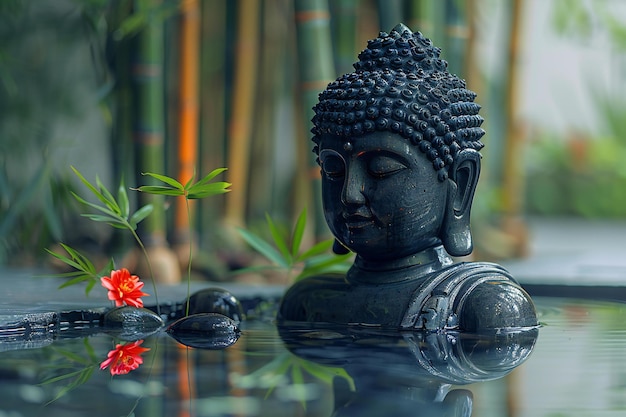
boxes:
[186,182,231,199]
[129,204,154,228]
[183,174,196,190]
[59,243,96,273]
[296,253,352,281]
[70,166,116,211]
[134,185,184,196]
[40,368,86,385]
[118,182,130,219]
[80,213,127,228]
[291,208,307,258]
[44,248,82,272]
[194,167,228,186]
[141,172,184,190]
[83,338,96,362]
[237,228,288,268]
[51,348,92,366]
[58,275,91,289]
[71,192,123,219]
[295,239,334,262]
[96,176,121,215]
[265,213,291,264]
[85,279,96,295]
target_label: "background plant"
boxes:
[235,208,353,283]
[134,168,231,315]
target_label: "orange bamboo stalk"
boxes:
[224,0,261,229]
[177,344,196,417]
[176,0,200,233]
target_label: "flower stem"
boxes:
[185,198,192,317]
[129,228,160,316]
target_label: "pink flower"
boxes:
[100,340,150,376]
[101,268,149,308]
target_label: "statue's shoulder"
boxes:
[278,274,348,322]
[402,262,537,331]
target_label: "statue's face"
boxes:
[319,132,448,261]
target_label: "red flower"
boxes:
[101,268,149,308]
[100,340,150,376]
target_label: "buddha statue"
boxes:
[279,24,537,331]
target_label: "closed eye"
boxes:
[367,155,407,177]
[320,153,345,179]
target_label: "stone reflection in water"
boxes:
[279,324,538,416]
[279,23,537,331]
[166,312,241,349]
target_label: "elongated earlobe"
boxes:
[441,149,481,257]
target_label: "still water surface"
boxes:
[0,297,624,417]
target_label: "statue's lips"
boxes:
[342,213,375,229]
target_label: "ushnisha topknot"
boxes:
[312,23,485,182]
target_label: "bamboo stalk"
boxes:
[444,0,468,78]
[224,0,261,230]
[331,0,358,75]
[407,0,446,47]
[175,0,200,241]
[376,0,403,31]
[294,0,336,237]
[502,0,524,217]
[134,0,167,244]
[198,0,226,247]
[132,0,181,283]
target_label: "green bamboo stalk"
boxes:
[376,0,404,31]
[198,0,226,248]
[106,0,135,256]
[330,0,358,75]
[132,0,180,283]
[407,0,446,48]
[224,0,261,230]
[294,0,336,238]
[247,0,289,222]
[444,0,468,78]
[134,0,166,243]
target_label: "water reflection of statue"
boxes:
[279,24,537,331]
[279,324,538,417]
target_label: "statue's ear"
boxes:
[441,149,481,257]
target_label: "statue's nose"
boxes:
[341,168,366,205]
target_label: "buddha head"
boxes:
[312,24,484,261]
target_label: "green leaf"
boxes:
[141,172,184,190]
[45,249,82,272]
[118,182,130,219]
[183,174,196,190]
[71,192,122,219]
[296,253,353,281]
[129,204,153,228]
[237,228,289,268]
[265,213,291,264]
[194,167,228,187]
[58,275,91,289]
[96,176,121,215]
[295,239,334,262]
[291,208,307,258]
[80,213,127,228]
[135,185,184,196]
[51,347,92,366]
[186,182,231,199]
[71,167,117,212]
[83,338,96,362]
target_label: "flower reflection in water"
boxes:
[100,340,151,376]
